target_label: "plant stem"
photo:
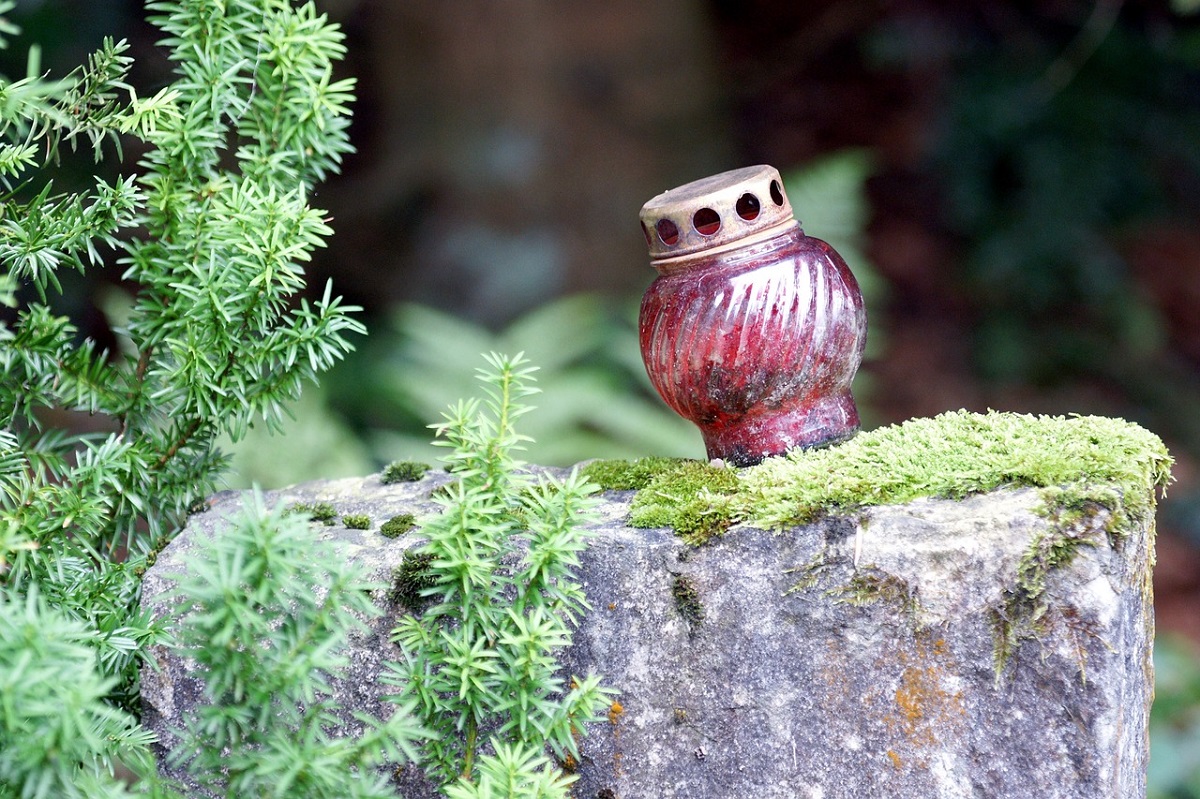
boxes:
[462,715,478,782]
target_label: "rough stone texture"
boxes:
[141,469,1154,798]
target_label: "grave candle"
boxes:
[638,165,868,466]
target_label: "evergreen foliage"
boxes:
[386,353,615,795]
[0,0,361,701]
[167,495,426,798]
[0,0,368,794]
[0,590,156,799]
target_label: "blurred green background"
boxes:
[5,0,1200,793]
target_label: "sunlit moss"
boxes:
[738,410,1172,531]
[629,461,740,546]
[581,456,689,491]
[585,412,1171,554]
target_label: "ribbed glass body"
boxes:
[639,222,866,466]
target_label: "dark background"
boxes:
[8,0,1200,787]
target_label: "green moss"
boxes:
[828,570,920,619]
[784,556,835,595]
[741,412,1171,680]
[738,410,1172,531]
[342,514,371,530]
[1039,484,1126,542]
[380,513,417,539]
[381,460,431,484]
[956,455,1146,679]
[990,506,1112,679]
[786,557,920,625]
[671,575,704,628]
[390,551,436,610]
[629,460,739,546]
[285,501,337,526]
[581,457,688,491]
[589,413,1171,557]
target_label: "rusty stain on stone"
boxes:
[884,637,965,757]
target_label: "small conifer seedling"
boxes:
[385,353,616,797]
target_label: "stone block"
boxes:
[141,465,1155,797]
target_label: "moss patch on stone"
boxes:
[989,495,1119,678]
[744,411,1169,681]
[627,460,740,546]
[672,575,704,628]
[738,410,1172,531]
[381,460,431,484]
[828,569,921,620]
[581,457,689,491]
[342,513,371,530]
[582,412,1171,552]
[285,501,337,526]
[380,513,417,539]
[390,551,436,610]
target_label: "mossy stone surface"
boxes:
[142,412,1166,799]
[738,410,1171,531]
[586,411,1171,548]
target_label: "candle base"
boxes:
[700,391,860,467]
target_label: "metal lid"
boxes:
[639,164,797,265]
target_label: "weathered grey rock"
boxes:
[141,468,1154,798]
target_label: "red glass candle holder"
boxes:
[638,165,867,467]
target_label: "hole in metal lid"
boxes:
[656,218,680,246]
[769,180,784,207]
[693,207,720,236]
[736,193,760,221]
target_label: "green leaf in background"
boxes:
[1150,636,1200,798]
[339,294,703,470]
[313,150,885,476]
